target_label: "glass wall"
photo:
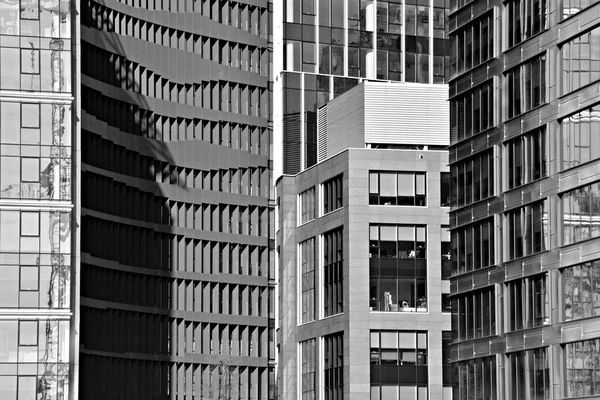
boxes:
[370,330,428,400]
[506,127,548,189]
[449,12,493,77]
[369,224,427,312]
[506,0,547,48]
[454,286,496,340]
[562,104,600,171]
[453,356,497,400]
[508,348,550,400]
[506,200,548,260]
[563,261,600,321]
[562,26,600,95]
[562,181,600,245]
[506,54,546,119]
[450,81,494,143]
[450,149,494,208]
[506,274,549,331]
[451,218,495,274]
[565,338,600,397]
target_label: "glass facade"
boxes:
[506,200,548,260]
[369,330,428,400]
[562,181,600,246]
[506,127,548,189]
[562,105,600,171]
[0,0,74,399]
[453,356,497,400]
[508,348,550,400]
[369,224,427,312]
[565,338,600,397]
[563,261,600,321]
[506,54,546,119]
[281,0,450,173]
[506,274,549,331]
[562,26,600,95]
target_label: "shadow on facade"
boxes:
[78,2,181,397]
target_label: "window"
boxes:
[506,274,549,331]
[369,225,427,312]
[441,172,451,207]
[562,26,600,94]
[508,348,550,400]
[455,286,496,340]
[562,105,600,171]
[370,331,428,400]
[506,127,548,189]
[450,149,494,208]
[442,293,452,313]
[442,226,452,279]
[562,0,600,18]
[300,238,316,324]
[299,187,316,224]
[506,54,546,119]
[565,338,600,397]
[563,261,600,321]
[451,218,495,274]
[324,332,343,400]
[369,171,426,206]
[442,331,452,387]
[450,81,494,143]
[300,339,316,400]
[506,0,548,48]
[562,181,600,245]
[506,200,548,260]
[453,356,497,400]
[323,228,343,317]
[450,13,493,76]
[323,175,343,214]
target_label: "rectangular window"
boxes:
[455,286,496,340]
[323,175,343,214]
[506,273,549,331]
[562,0,600,18]
[563,261,600,321]
[300,238,316,324]
[324,332,344,400]
[453,356,497,400]
[441,172,451,207]
[449,12,493,76]
[299,187,316,224]
[507,0,548,48]
[506,54,546,119]
[506,200,548,260]
[565,338,600,397]
[564,180,600,243]
[323,227,343,317]
[450,81,494,143]
[506,127,548,189]
[450,150,494,208]
[300,339,316,400]
[451,218,495,275]
[370,330,428,398]
[562,27,600,95]
[369,171,426,206]
[442,331,452,387]
[442,226,452,279]
[508,348,550,400]
[561,104,600,171]
[369,225,427,312]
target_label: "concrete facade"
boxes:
[277,148,451,400]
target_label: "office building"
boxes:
[272,0,451,176]
[277,82,453,400]
[0,0,75,399]
[78,0,276,399]
[448,0,600,398]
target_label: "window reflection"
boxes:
[563,181,600,245]
[562,105,600,171]
[562,26,600,94]
[565,338,600,397]
[563,261,600,321]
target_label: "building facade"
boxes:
[78,0,275,399]
[277,82,452,400]
[0,0,77,398]
[272,0,451,176]
[448,0,600,398]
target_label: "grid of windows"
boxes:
[506,200,548,260]
[369,171,426,206]
[451,218,495,274]
[323,175,343,214]
[565,338,600,397]
[506,54,546,119]
[450,13,493,76]
[451,150,494,208]
[299,187,316,224]
[455,286,496,340]
[562,182,600,246]
[563,261,600,321]
[453,356,497,400]
[508,348,550,400]
[562,25,600,95]
[0,319,70,400]
[561,104,600,171]
[506,0,547,48]
[506,127,548,189]
[324,332,344,400]
[323,228,343,317]
[300,339,317,400]
[370,330,428,400]
[300,238,316,324]
[450,80,494,143]
[369,225,427,312]
[506,274,549,331]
